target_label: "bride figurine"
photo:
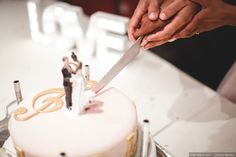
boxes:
[70,52,88,115]
[70,52,103,115]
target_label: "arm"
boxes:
[69,63,77,74]
[173,0,236,39]
[69,62,77,66]
[223,2,236,26]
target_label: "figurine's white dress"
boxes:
[71,69,86,114]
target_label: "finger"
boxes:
[144,40,167,49]
[178,11,203,38]
[133,22,150,39]
[128,24,136,43]
[128,27,137,43]
[148,0,160,20]
[128,1,148,42]
[128,12,143,43]
[133,20,163,38]
[141,36,149,46]
[171,17,195,39]
[134,16,170,39]
[160,0,187,20]
[133,29,143,39]
[147,5,194,42]
[170,25,185,39]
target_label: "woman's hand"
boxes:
[173,0,236,39]
[142,0,200,49]
[128,0,162,43]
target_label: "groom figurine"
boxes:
[62,56,73,110]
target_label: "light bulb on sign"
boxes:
[27,0,41,41]
[85,12,130,58]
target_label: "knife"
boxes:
[92,37,143,93]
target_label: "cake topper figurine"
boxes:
[62,52,103,115]
[70,52,87,114]
[61,56,73,110]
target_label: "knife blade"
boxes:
[92,37,143,93]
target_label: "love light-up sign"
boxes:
[27,0,130,57]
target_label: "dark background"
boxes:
[61,0,138,17]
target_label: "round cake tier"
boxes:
[8,87,137,157]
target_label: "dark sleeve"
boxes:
[224,0,236,6]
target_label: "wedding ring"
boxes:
[196,32,200,35]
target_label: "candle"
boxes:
[13,80,23,104]
[84,65,90,81]
[142,119,150,157]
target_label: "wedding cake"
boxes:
[8,87,138,157]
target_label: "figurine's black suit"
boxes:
[62,67,72,109]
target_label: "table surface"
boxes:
[0,0,236,157]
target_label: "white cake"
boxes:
[8,87,138,157]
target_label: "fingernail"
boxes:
[160,12,167,20]
[168,38,177,42]
[149,12,157,20]
[141,40,148,46]
[130,38,136,44]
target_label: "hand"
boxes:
[128,0,162,43]
[142,0,200,49]
[173,0,236,39]
[133,0,174,39]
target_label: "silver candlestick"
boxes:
[142,119,150,157]
[13,80,23,104]
[84,65,90,81]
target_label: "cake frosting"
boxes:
[8,87,137,157]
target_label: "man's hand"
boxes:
[173,0,236,39]
[128,0,162,43]
[142,0,200,49]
